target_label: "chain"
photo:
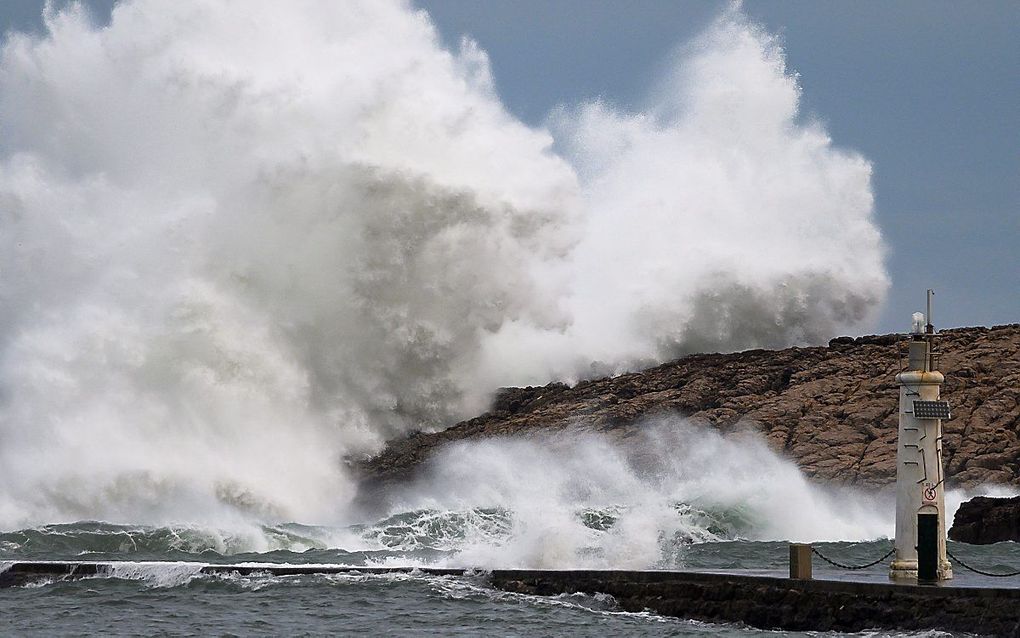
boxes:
[809,544,1020,577]
[810,545,896,570]
[946,548,1020,578]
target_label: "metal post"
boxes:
[925,289,934,335]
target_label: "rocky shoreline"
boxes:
[359,324,1020,492]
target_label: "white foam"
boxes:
[103,561,207,587]
[387,418,892,569]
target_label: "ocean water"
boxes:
[3,518,1019,636]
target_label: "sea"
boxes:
[3,517,1019,637]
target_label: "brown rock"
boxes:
[949,495,1020,544]
[359,324,1020,491]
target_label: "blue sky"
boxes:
[2,0,1017,334]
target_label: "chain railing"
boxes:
[946,548,1020,578]
[810,544,896,570]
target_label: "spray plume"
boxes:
[0,1,886,528]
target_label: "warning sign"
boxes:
[922,484,938,503]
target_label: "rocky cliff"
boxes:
[359,324,1020,490]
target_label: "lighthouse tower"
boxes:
[890,291,953,581]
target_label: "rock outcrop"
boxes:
[949,495,1020,544]
[359,324,1020,490]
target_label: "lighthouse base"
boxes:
[890,559,953,581]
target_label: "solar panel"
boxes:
[913,400,951,420]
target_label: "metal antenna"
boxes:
[926,289,935,335]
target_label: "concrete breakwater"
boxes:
[491,569,1020,636]
[2,562,1018,635]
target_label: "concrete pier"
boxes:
[492,569,1020,636]
[2,562,1018,635]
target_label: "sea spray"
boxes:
[0,419,905,568]
[0,0,578,527]
[473,6,887,389]
[381,417,893,569]
[0,0,886,529]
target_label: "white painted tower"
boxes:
[890,290,952,581]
